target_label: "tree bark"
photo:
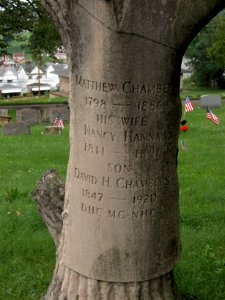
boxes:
[38,1,225,299]
[32,169,64,246]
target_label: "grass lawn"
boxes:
[0,96,68,106]
[0,105,225,299]
[0,125,69,300]
[176,104,225,299]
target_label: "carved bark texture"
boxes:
[34,170,180,299]
[32,169,64,245]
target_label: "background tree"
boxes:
[207,16,225,71]
[185,11,225,88]
[0,0,61,60]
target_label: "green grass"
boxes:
[0,96,68,106]
[0,106,225,299]
[176,105,225,299]
[0,125,69,299]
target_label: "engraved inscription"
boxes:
[107,162,131,173]
[84,143,105,156]
[82,189,103,201]
[96,114,113,124]
[133,194,157,205]
[85,96,106,109]
[75,75,174,225]
[76,74,178,96]
[122,81,176,95]
[116,177,169,190]
[135,147,161,159]
[124,130,161,143]
[80,203,157,220]
[76,75,117,93]
[121,116,148,126]
[81,203,102,216]
[137,100,165,111]
[74,168,98,184]
[84,125,116,142]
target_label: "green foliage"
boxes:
[0,0,61,59]
[0,95,68,105]
[208,17,225,69]
[185,11,225,88]
[175,104,225,299]
[0,125,69,299]
[1,187,28,203]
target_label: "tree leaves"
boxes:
[185,11,225,88]
[0,0,61,60]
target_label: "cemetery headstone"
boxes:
[2,123,30,136]
[43,126,62,135]
[0,109,9,116]
[200,95,221,108]
[43,107,69,123]
[0,115,12,125]
[16,108,41,124]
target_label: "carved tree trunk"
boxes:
[38,1,225,299]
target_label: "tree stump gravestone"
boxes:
[39,1,225,299]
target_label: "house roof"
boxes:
[51,67,69,77]
[0,66,18,77]
[0,83,22,93]
[22,62,45,74]
[27,83,51,91]
[45,63,68,76]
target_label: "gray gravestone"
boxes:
[2,123,30,135]
[16,108,41,124]
[0,109,9,116]
[200,95,221,108]
[42,107,69,123]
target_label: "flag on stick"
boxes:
[184,96,194,114]
[206,107,219,125]
[53,115,64,128]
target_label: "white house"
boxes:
[0,62,68,97]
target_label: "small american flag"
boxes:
[185,96,194,114]
[206,107,219,125]
[53,115,64,128]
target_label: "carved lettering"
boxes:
[107,163,131,173]
[116,177,169,190]
[74,168,97,184]
[135,147,161,159]
[82,189,103,201]
[108,210,126,219]
[122,81,175,95]
[137,100,165,111]
[81,203,102,216]
[76,75,117,92]
[96,114,113,124]
[121,116,147,126]
[124,130,161,143]
[80,205,158,221]
[85,96,106,109]
[102,176,111,187]
[133,194,157,205]
[131,209,157,220]
[84,125,116,142]
[84,143,105,155]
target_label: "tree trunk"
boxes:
[38,1,225,299]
